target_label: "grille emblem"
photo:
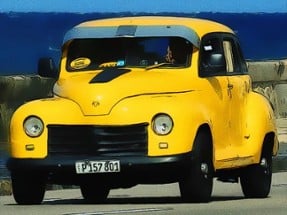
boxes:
[92,100,100,107]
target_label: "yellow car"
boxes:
[7,16,278,204]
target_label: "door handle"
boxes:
[228,83,233,89]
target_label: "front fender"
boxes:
[10,97,83,158]
[244,92,278,159]
[110,92,211,156]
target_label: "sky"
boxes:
[0,0,287,13]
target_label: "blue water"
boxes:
[0,12,286,75]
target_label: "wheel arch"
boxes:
[261,132,276,157]
[192,124,214,166]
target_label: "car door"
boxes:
[199,33,237,163]
[221,35,252,160]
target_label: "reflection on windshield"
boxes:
[66,37,193,72]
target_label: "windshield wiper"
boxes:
[145,62,173,71]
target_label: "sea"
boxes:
[0,12,287,178]
[0,12,287,75]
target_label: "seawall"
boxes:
[248,59,287,118]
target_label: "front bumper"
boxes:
[7,152,194,187]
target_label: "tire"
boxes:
[80,183,110,203]
[179,130,214,203]
[240,137,273,198]
[11,171,46,205]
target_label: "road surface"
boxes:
[1,172,286,215]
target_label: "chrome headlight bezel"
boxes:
[152,113,173,135]
[23,116,44,137]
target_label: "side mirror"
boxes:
[200,53,226,77]
[38,58,58,78]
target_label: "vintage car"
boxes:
[7,16,278,204]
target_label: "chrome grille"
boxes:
[47,123,148,156]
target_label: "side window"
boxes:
[234,39,248,74]
[199,34,226,77]
[223,36,248,75]
[223,40,235,73]
[199,33,247,77]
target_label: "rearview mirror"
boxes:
[38,58,58,78]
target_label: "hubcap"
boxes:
[260,157,270,174]
[201,163,209,174]
[260,158,267,168]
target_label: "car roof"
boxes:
[63,16,234,47]
[77,16,233,37]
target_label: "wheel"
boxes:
[11,171,46,205]
[179,130,214,203]
[240,138,273,198]
[80,183,110,203]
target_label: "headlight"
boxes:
[23,116,44,137]
[152,114,173,135]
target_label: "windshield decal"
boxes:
[99,60,125,68]
[70,57,91,70]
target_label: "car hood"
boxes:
[53,68,193,116]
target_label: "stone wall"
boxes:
[248,59,287,118]
[0,76,55,142]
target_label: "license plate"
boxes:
[75,160,120,174]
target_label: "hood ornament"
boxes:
[92,100,100,107]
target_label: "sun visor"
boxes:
[63,25,200,48]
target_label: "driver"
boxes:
[165,38,192,64]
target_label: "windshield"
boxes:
[66,37,193,72]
